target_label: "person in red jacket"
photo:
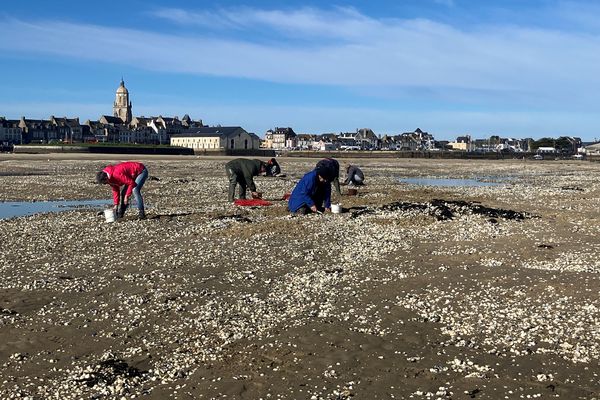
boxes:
[95,161,148,219]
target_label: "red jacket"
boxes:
[103,162,146,205]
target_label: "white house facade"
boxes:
[171,127,258,150]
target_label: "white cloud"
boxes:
[150,6,377,41]
[1,6,600,110]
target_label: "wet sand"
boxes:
[1,154,600,399]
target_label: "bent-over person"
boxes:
[315,157,341,196]
[225,158,267,202]
[288,165,332,215]
[266,158,281,176]
[344,164,365,186]
[96,161,148,220]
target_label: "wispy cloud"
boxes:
[149,6,377,41]
[1,5,600,108]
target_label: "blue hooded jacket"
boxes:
[288,169,332,212]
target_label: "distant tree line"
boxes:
[530,137,578,152]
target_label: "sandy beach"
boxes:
[1,154,599,399]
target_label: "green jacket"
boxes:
[226,158,265,192]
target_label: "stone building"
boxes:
[50,116,82,143]
[0,117,22,144]
[18,118,58,143]
[267,127,297,149]
[113,79,132,124]
[171,127,259,151]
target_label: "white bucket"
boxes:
[331,204,342,214]
[104,209,116,223]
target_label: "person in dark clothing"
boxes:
[315,158,341,196]
[265,158,281,177]
[225,158,267,202]
[288,165,332,215]
[344,164,365,186]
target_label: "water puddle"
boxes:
[399,177,503,187]
[0,199,111,220]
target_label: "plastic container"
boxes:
[331,204,342,214]
[104,209,116,223]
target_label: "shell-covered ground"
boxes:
[1,154,600,399]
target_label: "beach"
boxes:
[1,154,599,399]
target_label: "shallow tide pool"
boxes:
[0,200,111,220]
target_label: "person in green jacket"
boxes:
[225,158,268,202]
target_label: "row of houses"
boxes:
[0,115,265,152]
[0,114,206,146]
[0,80,262,151]
[448,135,583,154]
[262,127,437,151]
[2,81,587,154]
[259,128,584,154]
[1,115,583,155]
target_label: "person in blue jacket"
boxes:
[288,166,332,215]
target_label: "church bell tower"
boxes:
[113,79,132,124]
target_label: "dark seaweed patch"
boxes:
[77,358,144,387]
[351,199,534,221]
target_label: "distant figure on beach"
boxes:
[344,164,365,186]
[288,165,332,215]
[225,158,267,203]
[316,157,341,196]
[265,158,281,177]
[96,161,148,220]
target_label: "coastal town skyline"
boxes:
[2,1,600,141]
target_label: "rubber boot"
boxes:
[117,203,128,219]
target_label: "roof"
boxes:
[272,127,297,137]
[297,134,316,140]
[85,120,104,127]
[171,126,246,138]
[52,117,80,127]
[100,115,125,124]
[320,133,339,140]
[20,119,53,128]
[116,79,129,94]
[0,118,21,128]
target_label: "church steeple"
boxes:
[113,79,132,124]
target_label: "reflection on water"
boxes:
[399,177,503,187]
[0,200,110,220]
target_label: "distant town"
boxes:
[0,80,593,156]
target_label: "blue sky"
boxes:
[1,0,600,140]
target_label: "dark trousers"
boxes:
[227,167,247,202]
[314,184,327,209]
